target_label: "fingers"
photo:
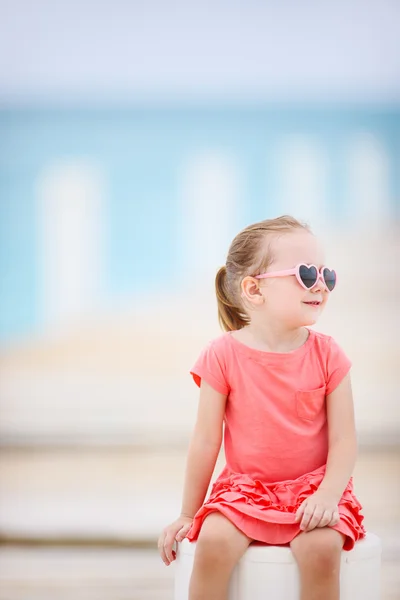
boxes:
[296,495,340,532]
[157,532,169,566]
[175,523,191,542]
[329,510,340,526]
[295,504,305,523]
[299,504,316,531]
[158,531,177,566]
[303,506,324,531]
[317,509,334,529]
[164,531,177,564]
[300,507,340,531]
[158,518,193,566]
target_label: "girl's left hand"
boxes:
[295,488,340,532]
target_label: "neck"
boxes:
[241,321,308,353]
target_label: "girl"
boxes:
[158,215,365,600]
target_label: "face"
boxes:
[242,230,330,328]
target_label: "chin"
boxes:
[301,305,324,327]
[287,317,316,329]
[305,317,318,326]
[299,314,319,327]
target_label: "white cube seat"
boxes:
[174,532,381,600]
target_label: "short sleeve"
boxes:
[325,337,352,396]
[190,341,230,396]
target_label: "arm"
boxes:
[180,378,227,517]
[296,372,357,531]
[319,372,357,501]
[159,378,226,564]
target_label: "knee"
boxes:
[292,534,342,577]
[195,527,233,567]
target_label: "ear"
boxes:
[241,276,265,305]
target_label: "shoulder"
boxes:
[310,329,334,346]
[197,332,233,365]
[309,330,345,356]
[207,331,232,352]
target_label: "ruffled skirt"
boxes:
[186,465,365,550]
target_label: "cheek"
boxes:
[272,277,300,294]
[267,282,302,308]
[322,294,329,306]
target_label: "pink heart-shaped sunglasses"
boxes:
[254,264,337,292]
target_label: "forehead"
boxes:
[268,230,325,267]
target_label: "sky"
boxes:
[0,0,399,105]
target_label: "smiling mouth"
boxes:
[304,301,321,306]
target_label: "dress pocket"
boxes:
[296,385,326,421]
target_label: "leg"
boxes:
[290,528,345,600]
[189,511,252,600]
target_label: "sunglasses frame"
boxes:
[254,263,336,292]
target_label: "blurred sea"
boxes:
[1,106,399,341]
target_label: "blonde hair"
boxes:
[215,215,311,332]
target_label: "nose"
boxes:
[312,275,327,293]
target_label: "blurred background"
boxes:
[0,0,399,598]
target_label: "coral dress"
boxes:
[186,329,365,550]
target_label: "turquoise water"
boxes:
[0,106,399,341]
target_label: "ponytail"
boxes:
[215,266,249,332]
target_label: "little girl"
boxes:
[158,215,365,600]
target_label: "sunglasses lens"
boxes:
[323,268,336,291]
[299,265,318,288]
